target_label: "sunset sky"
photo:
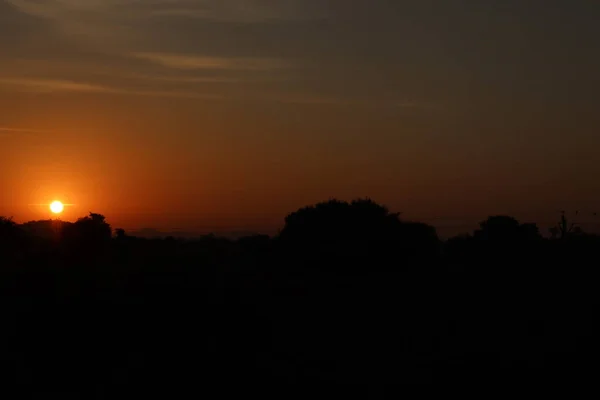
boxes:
[1,0,599,235]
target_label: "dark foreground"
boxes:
[1,200,598,394]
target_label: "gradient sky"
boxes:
[1,0,599,235]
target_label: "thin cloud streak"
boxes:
[0,78,117,93]
[1,59,246,84]
[0,77,224,99]
[6,0,321,26]
[147,3,319,23]
[0,76,433,108]
[395,101,438,108]
[132,52,287,71]
[267,94,435,109]
[0,126,56,139]
[0,127,55,134]
[148,8,211,18]
[0,76,432,109]
[126,89,224,100]
[5,0,60,19]
[137,75,241,84]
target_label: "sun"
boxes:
[50,201,64,214]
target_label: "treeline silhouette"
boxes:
[1,199,599,394]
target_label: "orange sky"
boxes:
[1,1,599,235]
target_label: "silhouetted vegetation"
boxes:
[1,199,599,394]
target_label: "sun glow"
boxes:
[50,201,64,214]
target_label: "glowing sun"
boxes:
[50,201,64,214]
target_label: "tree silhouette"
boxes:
[549,211,596,240]
[3,202,600,392]
[278,199,439,273]
[0,216,17,234]
[280,198,400,242]
[475,216,541,242]
[62,212,112,250]
[115,228,127,240]
[0,216,19,245]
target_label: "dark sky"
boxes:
[1,0,599,234]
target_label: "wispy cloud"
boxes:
[0,126,56,139]
[395,101,422,108]
[5,0,149,45]
[0,75,431,109]
[0,58,247,85]
[139,75,241,84]
[148,7,212,19]
[6,1,320,25]
[0,127,55,134]
[272,94,355,106]
[147,1,321,22]
[0,78,116,93]
[256,93,434,109]
[395,101,440,111]
[0,76,224,99]
[126,89,224,100]
[5,0,61,19]
[132,52,287,71]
